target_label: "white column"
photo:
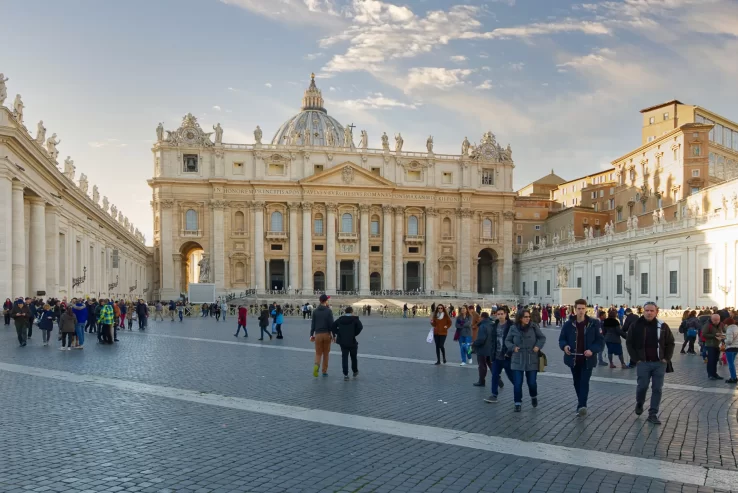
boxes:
[0,170,13,297]
[502,211,514,295]
[359,204,370,295]
[159,200,176,299]
[173,253,182,296]
[301,202,313,293]
[288,202,300,291]
[253,202,265,294]
[424,207,436,293]
[29,197,47,296]
[212,200,226,292]
[382,205,393,292]
[460,208,472,294]
[11,181,26,297]
[326,203,337,295]
[394,206,405,291]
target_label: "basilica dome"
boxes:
[271,74,354,149]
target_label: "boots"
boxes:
[473,380,485,387]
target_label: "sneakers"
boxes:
[635,402,644,415]
[322,373,328,377]
[353,371,359,378]
[59,347,66,351]
[680,350,686,354]
[609,363,616,369]
[514,404,521,412]
[473,381,486,387]
[598,361,608,366]
[531,397,538,408]
[313,364,319,378]
[434,361,441,365]
[344,375,350,381]
[621,364,628,369]
[459,362,466,366]
[577,407,587,417]
[709,375,723,380]
[484,395,497,403]
[647,414,661,425]
[725,378,738,384]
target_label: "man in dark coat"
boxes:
[332,306,363,380]
[11,299,31,346]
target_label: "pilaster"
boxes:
[301,202,313,293]
[394,206,405,291]
[11,181,26,297]
[326,203,337,295]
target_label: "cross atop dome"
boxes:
[301,72,325,113]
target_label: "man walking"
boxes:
[11,299,31,347]
[626,301,675,424]
[72,298,88,349]
[702,313,725,380]
[559,299,604,417]
[331,306,363,380]
[310,294,335,377]
[97,299,115,344]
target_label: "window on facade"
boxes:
[724,128,732,149]
[371,245,380,253]
[371,216,380,235]
[669,271,678,294]
[535,235,540,245]
[691,187,700,195]
[546,280,551,296]
[609,199,614,209]
[407,170,421,181]
[617,209,623,221]
[371,167,381,176]
[185,209,198,231]
[314,244,324,251]
[641,202,647,214]
[599,190,604,198]
[442,217,452,237]
[408,215,419,235]
[183,154,198,173]
[576,277,582,288]
[314,214,324,235]
[657,197,663,209]
[703,268,712,294]
[268,163,285,175]
[692,169,700,177]
[640,272,649,295]
[663,112,669,121]
[270,244,282,251]
[314,164,324,173]
[595,276,601,295]
[616,274,623,294]
[692,145,701,156]
[594,203,599,212]
[481,170,494,185]
[235,262,245,282]
[483,218,493,238]
[733,130,738,152]
[442,172,453,184]
[535,225,541,230]
[270,211,283,232]
[408,247,419,253]
[234,211,245,232]
[516,235,522,244]
[341,213,353,233]
[649,116,655,124]
[533,281,538,296]
[715,124,724,146]
[233,162,244,174]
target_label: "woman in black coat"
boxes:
[258,305,272,341]
[603,309,627,368]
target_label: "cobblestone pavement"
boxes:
[1,315,737,492]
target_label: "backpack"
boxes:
[679,320,687,334]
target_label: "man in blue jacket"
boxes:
[559,298,604,417]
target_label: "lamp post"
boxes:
[718,277,733,308]
[108,275,119,293]
[72,267,87,290]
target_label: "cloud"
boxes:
[508,62,525,71]
[219,0,344,27]
[88,139,127,148]
[304,52,324,60]
[330,93,420,110]
[405,67,474,93]
[450,55,467,63]
[476,80,493,90]
[227,87,239,92]
[459,20,611,40]
[212,105,222,111]
[265,83,272,88]
[482,66,491,71]
[329,86,337,91]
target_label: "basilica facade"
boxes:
[150,75,516,300]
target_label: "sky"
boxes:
[2,0,737,244]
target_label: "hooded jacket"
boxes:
[310,304,335,336]
[332,315,363,348]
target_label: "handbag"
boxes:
[538,351,547,373]
[453,328,460,341]
[426,328,434,344]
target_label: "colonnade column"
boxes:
[326,203,337,295]
[253,202,265,294]
[173,254,182,296]
[459,208,472,295]
[212,200,226,292]
[0,170,13,297]
[502,211,514,294]
[301,202,313,293]
[381,205,393,291]
[424,207,436,294]
[29,197,47,296]
[359,204,370,295]
[394,206,405,291]
[11,181,26,297]
[288,202,300,291]
[159,200,175,299]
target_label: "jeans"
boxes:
[139,316,146,329]
[178,310,183,322]
[260,325,271,339]
[458,336,472,363]
[433,334,447,362]
[681,336,696,353]
[61,332,74,347]
[275,323,282,337]
[85,318,96,333]
[512,370,538,405]
[222,312,226,322]
[706,346,720,378]
[119,314,126,328]
[727,351,737,380]
[41,329,52,343]
[235,324,248,337]
[570,364,593,409]
[636,361,666,415]
[74,323,85,346]
[490,358,514,396]
[341,345,358,376]
[4,312,10,325]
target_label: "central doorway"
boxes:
[268,259,286,291]
[339,260,355,291]
[406,261,422,291]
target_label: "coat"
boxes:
[702,321,725,348]
[506,323,546,371]
[38,310,56,331]
[431,314,452,336]
[10,304,30,329]
[332,315,363,348]
[603,318,626,344]
[258,309,270,327]
[470,310,481,341]
[625,316,675,363]
[238,307,247,325]
[558,316,604,369]
[531,307,542,324]
[59,313,77,333]
[455,315,472,338]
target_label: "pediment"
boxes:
[300,162,395,188]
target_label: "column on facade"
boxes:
[0,170,13,298]
[353,260,359,292]
[253,202,266,294]
[288,203,299,291]
[212,200,226,292]
[326,203,337,295]
[459,208,472,294]
[359,204,370,295]
[301,202,313,293]
[11,181,26,297]
[424,207,436,293]
[173,254,182,295]
[381,205,393,292]
[403,261,408,291]
[159,200,175,298]
[502,211,514,294]
[651,250,659,304]
[28,197,47,296]
[394,206,404,291]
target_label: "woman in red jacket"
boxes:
[234,305,248,338]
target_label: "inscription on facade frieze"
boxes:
[215,187,469,202]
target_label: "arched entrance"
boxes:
[180,241,205,295]
[370,272,381,292]
[477,248,498,294]
[313,271,325,292]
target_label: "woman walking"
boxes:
[38,303,56,346]
[59,306,77,350]
[724,324,738,384]
[3,298,12,326]
[603,308,627,368]
[258,304,272,341]
[275,306,284,339]
[506,309,546,412]
[234,305,248,337]
[431,304,452,365]
[541,305,549,327]
[456,306,473,366]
